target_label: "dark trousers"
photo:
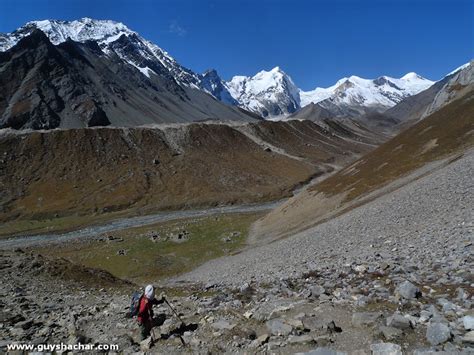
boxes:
[139,321,152,340]
[139,314,166,340]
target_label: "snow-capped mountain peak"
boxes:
[25,18,132,45]
[225,67,434,119]
[401,72,423,80]
[0,18,201,88]
[300,73,434,113]
[225,67,300,118]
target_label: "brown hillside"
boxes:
[0,125,314,222]
[251,90,474,244]
[239,119,386,165]
[0,120,382,236]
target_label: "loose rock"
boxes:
[426,322,451,346]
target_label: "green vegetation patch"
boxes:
[34,212,264,284]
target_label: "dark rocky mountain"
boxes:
[199,69,238,105]
[0,30,257,129]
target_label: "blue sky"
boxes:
[0,0,472,89]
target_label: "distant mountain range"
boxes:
[291,61,473,131]
[0,18,469,129]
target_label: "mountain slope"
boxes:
[0,29,257,129]
[0,18,201,87]
[369,61,473,129]
[222,67,433,119]
[0,18,242,103]
[200,69,238,105]
[301,73,433,108]
[251,86,474,243]
[0,118,386,235]
[0,18,438,123]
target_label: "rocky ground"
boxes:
[1,246,473,354]
[178,150,473,288]
[0,154,472,354]
[174,150,474,353]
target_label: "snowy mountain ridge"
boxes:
[0,18,207,90]
[222,68,434,118]
[0,18,436,119]
[299,73,434,115]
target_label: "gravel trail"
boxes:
[178,150,474,287]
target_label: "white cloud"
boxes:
[169,21,187,37]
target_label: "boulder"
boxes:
[379,326,403,341]
[302,348,347,355]
[140,336,153,351]
[287,334,314,345]
[426,322,451,345]
[396,281,421,299]
[351,312,382,327]
[212,319,235,331]
[249,333,270,349]
[302,316,328,331]
[313,335,332,347]
[266,319,293,336]
[256,333,270,345]
[15,319,34,330]
[386,314,412,330]
[461,330,474,344]
[310,285,326,297]
[327,320,342,333]
[243,311,253,319]
[286,318,304,329]
[437,298,458,313]
[463,315,474,330]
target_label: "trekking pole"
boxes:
[164,299,185,324]
[164,299,187,347]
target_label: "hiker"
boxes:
[138,284,166,340]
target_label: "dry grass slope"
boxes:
[0,119,384,236]
[0,124,316,231]
[314,90,474,200]
[251,91,474,243]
